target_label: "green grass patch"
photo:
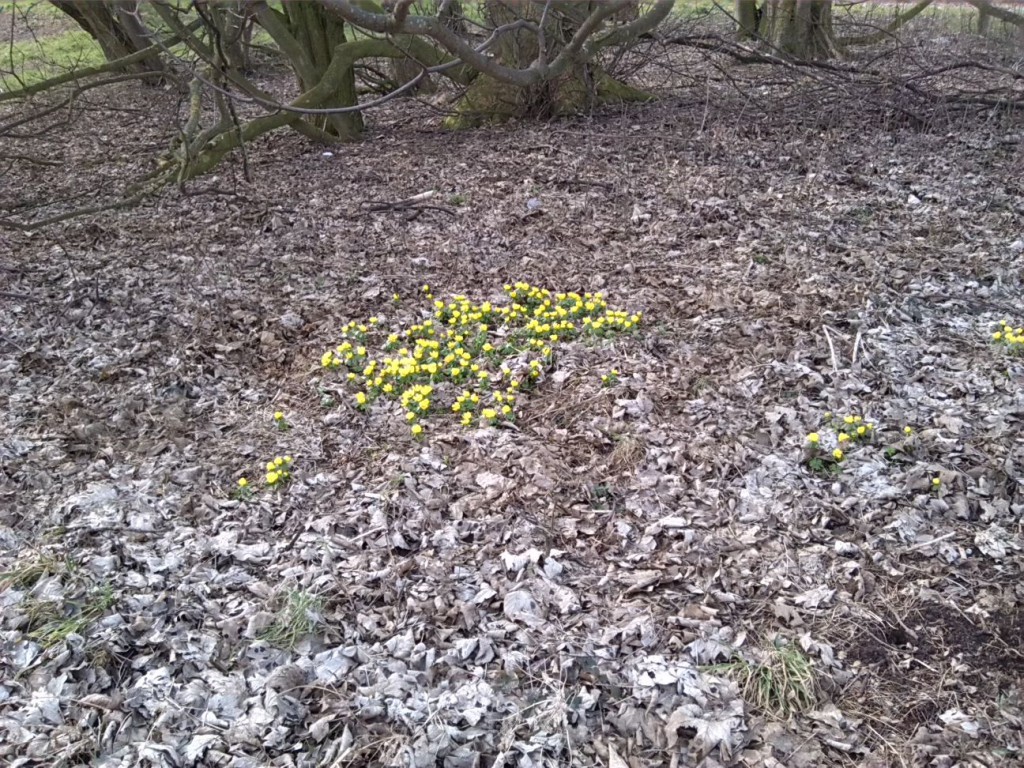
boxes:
[0,1,65,20]
[706,643,818,719]
[261,590,324,649]
[23,583,115,648]
[1,29,104,90]
[0,553,72,591]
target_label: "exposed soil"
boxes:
[1,25,1023,768]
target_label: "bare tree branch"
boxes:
[838,0,935,47]
[317,0,675,87]
[0,19,201,103]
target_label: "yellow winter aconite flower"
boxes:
[843,415,855,425]
[904,426,913,434]
[411,424,423,436]
[273,411,285,421]
[838,433,850,443]
[320,282,642,433]
[807,433,820,444]
[991,318,1024,352]
[263,456,294,488]
[857,426,866,436]
[237,477,248,488]
[833,449,844,461]
[932,477,941,486]
[481,408,497,420]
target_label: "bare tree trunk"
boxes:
[736,0,762,40]
[765,0,839,59]
[276,0,362,139]
[966,0,1024,36]
[389,0,468,93]
[48,0,164,74]
[449,0,651,128]
[197,1,255,73]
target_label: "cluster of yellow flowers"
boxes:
[992,319,1024,351]
[264,456,294,487]
[832,412,875,444]
[805,432,846,462]
[600,369,620,387]
[321,283,640,434]
[806,412,877,464]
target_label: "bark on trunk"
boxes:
[279,1,362,139]
[201,1,254,73]
[967,0,1024,36]
[49,0,164,74]
[765,0,839,59]
[448,0,650,128]
[736,0,762,40]
[389,0,468,94]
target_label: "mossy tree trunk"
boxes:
[966,0,1024,36]
[449,0,650,128]
[198,1,254,73]
[736,0,763,40]
[275,0,362,139]
[390,0,468,94]
[48,0,164,74]
[764,0,839,59]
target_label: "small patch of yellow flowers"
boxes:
[601,369,620,387]
[992,319,1024,354]
[320,283,641,436]
[265,456,294,488]
[234,476,254,501]
[804,412,876,473]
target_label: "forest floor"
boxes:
[1,18,1023,768]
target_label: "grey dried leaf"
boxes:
[136,741,181,767]
[182,734,219,762]
[664,698,746,760]
[974,524,1017,559]
[500,548,543,574]
[503,590,544,627]
[793,585,835,609]
[607,744,628,768]
[264,664,309,693]
[244,611,276,639]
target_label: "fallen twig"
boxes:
[360,190,456,217]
